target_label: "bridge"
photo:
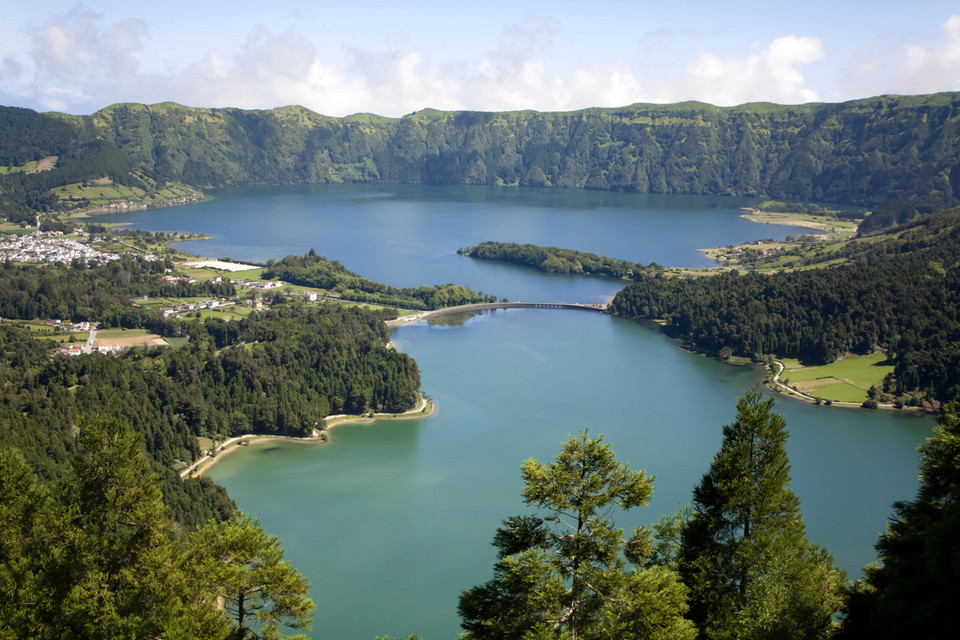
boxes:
[385,301,609,326]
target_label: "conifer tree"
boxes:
[56,416,194,639]
[459,430,695,640]
[678,388,844,640]
[0,448,56,638]
[841,397,960,640]
[0,417,210,639]
[185,514,315,640]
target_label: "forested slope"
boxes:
[79,95,960,206]
[3,93,960,221]
[0,258,423,527]
[262,251,500,309]
[610,206,960,404]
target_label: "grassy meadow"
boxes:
[779,352,894,403]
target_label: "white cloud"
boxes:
[893,14,960,94]
[1,55,24,81]
[840,14,960,100]
[11,7,960,117]
[652,36,825,105]
[29,6,147,90]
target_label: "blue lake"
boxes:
[107,185,932,640]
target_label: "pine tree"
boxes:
[678,388,844,640]
[459,430,695,640]
[0,448,56,638]
[56,416,193,640]
[0,417,210,639]
[184,514,315,640]
[841,397,960,640]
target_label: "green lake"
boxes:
[108,185,934,640]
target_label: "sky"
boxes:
[1,1,959,117]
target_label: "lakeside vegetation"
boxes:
[0,249,430,531]
[262,250,501,310]
[458,240,662,279]
[457,205,960,409]
[611,205,960,408]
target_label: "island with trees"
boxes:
[458,241,662,280]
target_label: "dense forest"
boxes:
[1,417,314,639]
[0,256,423,527]
[3,93,960,222]
[610,206,960,405]
[458,240,662,279]
[262,250,500,309]
[0,255,233,325]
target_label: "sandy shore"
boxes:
[740,212,832,230]
[183,396,435,478]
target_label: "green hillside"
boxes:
[610,205,960,406]
[3,93,960,223]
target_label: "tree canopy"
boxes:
[611,206,960,405]
[677,389,845,640]
[841,398,960,640]
[459,430,695,640]
[0,416,313,640]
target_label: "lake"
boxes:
[107,185,933,640]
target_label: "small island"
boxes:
[458,240,662,280]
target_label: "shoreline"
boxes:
[182,396,435,478]
[739,207,832,229]
[738,207,860,233]
[764,360,927,413]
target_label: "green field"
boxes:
[0,160,38,175]
[176,267,229,280]
[230,267,266,280]
[196,307,254,321]
[137,296,209,307]
[2,320,87,343]
[779,352,894,403]
[95,328,153,340]
[51,179,204,213]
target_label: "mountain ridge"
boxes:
[2,92,959,222]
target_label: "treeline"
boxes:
[4,93,960,218]
[263,250,500,309]
[0,256,234,324]
[459,240,662,279]
[1,300,421,526]
[1,417,313,639]
[610,207,960,404]
[0,106,78,165]
[756,199,863,219]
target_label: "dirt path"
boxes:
[30,156,58,173]
[767,360,902,409]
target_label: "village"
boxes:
[0,229,137,264]
[0,234,335,356]
[40,274,325,357]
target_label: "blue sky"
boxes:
[2,1,958,116]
